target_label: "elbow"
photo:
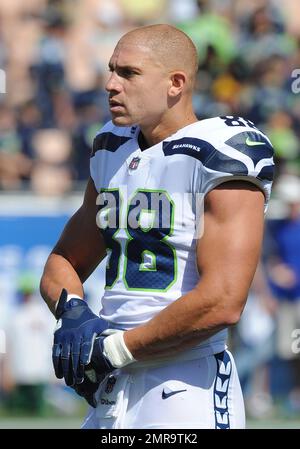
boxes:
[192,281,248,329]
[216,294,246,327]
[222,309,243,327]
[39,271,49,302]
[39,275,46,298]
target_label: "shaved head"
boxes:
[117,24,198,89]
[106,24,198,134]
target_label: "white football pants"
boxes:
[81,350,245,429]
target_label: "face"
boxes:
[106,43,170,129]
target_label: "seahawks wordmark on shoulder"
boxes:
[91,116,274,179]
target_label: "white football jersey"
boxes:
[90,116,274,355]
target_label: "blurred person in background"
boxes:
[2,273,54,415]
[0,105,32,190]
[30,8,68,128]
[265,174,300,415]
[30,128,73,195]
[233,263,277,418]
[264,112,300,178]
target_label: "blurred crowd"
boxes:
[0,0,299,193]
[1,0,300,423]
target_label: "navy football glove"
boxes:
[52,288,109,386]
[72,373,101,408]
[85,335,114,380]
[72,339,115,408]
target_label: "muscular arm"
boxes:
[124,181,265,360]
[40,178,107,314]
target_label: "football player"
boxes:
[40,24,274,428]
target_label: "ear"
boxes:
[168,72,186,97]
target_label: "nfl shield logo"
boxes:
[105,375,117,394]
[129,156,141,170]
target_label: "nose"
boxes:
[105,72,122,93]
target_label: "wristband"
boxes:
[103,331,136,368]
[54,292,82,311]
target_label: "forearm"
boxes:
[124,279,241,361]
[40,253,84,315]
[40,179,108,315]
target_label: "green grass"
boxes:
[0,417,299,429]
[0,417,82,429]
[247,418,300,429]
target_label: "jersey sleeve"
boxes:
[200,127,275,209]
[89,121,134,189]
[89,121,112,187]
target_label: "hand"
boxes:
[52,288,108,386]
[73,338,115,408]
[269,263,297,289]
[72,373,101,408]
[85,335,114,380]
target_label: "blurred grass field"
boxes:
[1,388,300,429]
[0,417,299,429]
[1,391,299,429]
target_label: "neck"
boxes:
[139,108,198,148]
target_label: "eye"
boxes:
[108,66,138,78]
[120,69,135,78]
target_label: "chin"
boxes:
[111,115,135,127]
